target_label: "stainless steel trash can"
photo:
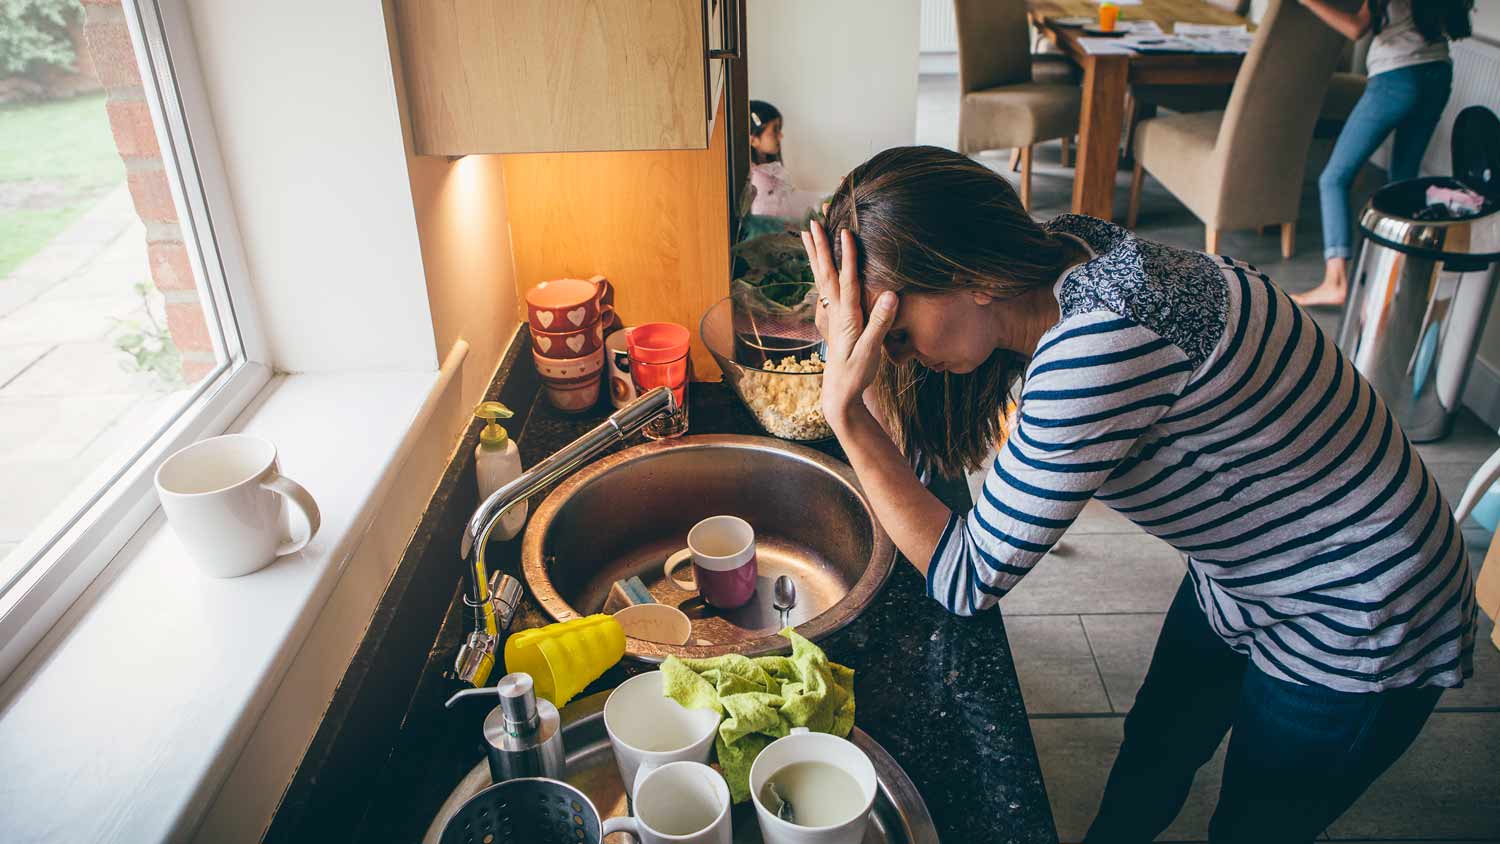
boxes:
[1337,106,1500,442]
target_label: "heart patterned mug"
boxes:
[530,320,604,359]
[526,275,614,333]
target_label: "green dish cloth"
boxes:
[660,627,854,803]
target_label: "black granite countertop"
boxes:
[284,365,1056,843]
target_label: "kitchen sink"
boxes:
[520,435,896,660]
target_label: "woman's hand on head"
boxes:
[801,220,898,429]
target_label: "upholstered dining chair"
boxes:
[955,0,1081,210]
[1126,0,1349,256]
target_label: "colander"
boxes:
[439,777,602,844]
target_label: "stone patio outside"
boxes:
[0,184,192,584]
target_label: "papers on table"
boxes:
[1078,37,1138,55]
[1174,23,1249,35]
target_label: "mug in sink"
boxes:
[155,434,321,578]
[603,670,721,800]
[663,515,758,609]
[601,761,732,844]
[749,727,878,844]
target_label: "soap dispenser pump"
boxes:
[445,672,565,782]
[475,401,526,540]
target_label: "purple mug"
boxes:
[664,515,757,610]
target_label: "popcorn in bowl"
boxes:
[734,353,834,441]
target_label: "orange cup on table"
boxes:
[1099,1,1120,32]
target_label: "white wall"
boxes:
[1475,2,1500,41]
[747,0,921,195]
[185,0,436,375]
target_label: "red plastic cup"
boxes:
[626,323,690,437]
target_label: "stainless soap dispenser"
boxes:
[445,671,566,782]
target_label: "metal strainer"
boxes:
[439,777,603,844]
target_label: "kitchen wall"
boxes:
[499,99,731,380]
[746,0,921,195]
[1476,3,1500,41]
[181,0,523,838]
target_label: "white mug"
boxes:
[601,761,732,843]
[605,327,638,409]
[749,727,878,844]
[155,434,321,578]
[603,670,721,799]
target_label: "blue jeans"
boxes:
[1084,576,1443,844]
[1320,61,1454,260]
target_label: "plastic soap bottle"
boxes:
[475,401,526,540]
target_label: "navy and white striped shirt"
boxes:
[927,215,1477,693]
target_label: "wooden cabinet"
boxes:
[500,91,732,379]
[392,0,736,155]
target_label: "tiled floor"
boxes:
[915,72,1500,842]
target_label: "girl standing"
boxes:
[748,100,821,221]
[1293,0,1474,307]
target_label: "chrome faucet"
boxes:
[454,386,677,686]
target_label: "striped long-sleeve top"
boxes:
[927,215,1477,693]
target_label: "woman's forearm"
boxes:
[1299,0,1371,41]
[828,405,953,577]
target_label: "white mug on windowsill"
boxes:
[155,434,321,578]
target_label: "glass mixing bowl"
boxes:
[700,285,832,442]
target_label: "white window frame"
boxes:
[0,0,272,679]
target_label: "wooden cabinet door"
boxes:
[394,0,710,155]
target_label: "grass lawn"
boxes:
[0,93,126,279]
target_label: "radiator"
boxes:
[1422,37,1500,176]
[921,0,957,53]
[1373,36,1500,176]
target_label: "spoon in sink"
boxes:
[772,575,797,626]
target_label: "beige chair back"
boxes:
[1208,0,1351,227]
[954,0,1033,93]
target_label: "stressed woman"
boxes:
[803,147,1476,843]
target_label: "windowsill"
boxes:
[0,366,444,842]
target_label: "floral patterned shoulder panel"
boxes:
[1043,214,1229,368]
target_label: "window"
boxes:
[0,0,267,676]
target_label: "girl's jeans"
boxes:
[1320,61,1453,261]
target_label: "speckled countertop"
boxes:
[333,376,1056,843]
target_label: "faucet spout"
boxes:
[453,386,677,685]
[461,386,676,564]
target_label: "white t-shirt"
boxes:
[1365,0,1451,77]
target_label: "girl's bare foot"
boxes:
[1292,259,1349,308]
[1292,281,1348,307]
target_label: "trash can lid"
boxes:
[1452,106,1500,199]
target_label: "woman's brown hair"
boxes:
[823,145,1082,479]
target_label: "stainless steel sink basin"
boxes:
[521,435,896,660]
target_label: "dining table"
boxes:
[1026,0,1254,220]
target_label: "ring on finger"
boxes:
[818,296,831,308]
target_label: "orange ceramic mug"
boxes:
[1099,2,1119,31]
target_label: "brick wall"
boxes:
[82,0,217,385]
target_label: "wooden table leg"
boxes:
[1072,54,1129,220]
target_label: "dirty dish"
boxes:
[664,515,759,610]
[526,275,613,333]
[602,671,721,799]
[613,603,693,645]
[505,614,625,707]
[604,761,732,843]
[749,727,877,844]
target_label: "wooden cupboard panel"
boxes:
[502,93,730,379]
[394,0,709,155]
